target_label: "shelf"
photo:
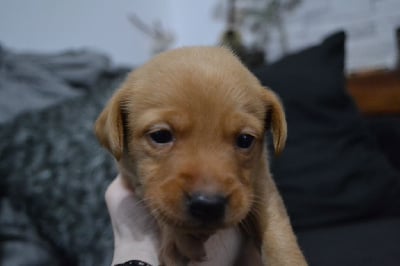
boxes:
[347,70,400,115]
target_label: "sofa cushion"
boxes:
[253,32,400,228]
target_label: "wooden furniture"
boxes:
[347,70,400,115]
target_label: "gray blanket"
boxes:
[0,45,110,123]
[0,46,129,265]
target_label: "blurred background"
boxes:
[1,0,399,71]
[1,1,400,266]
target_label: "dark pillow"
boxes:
[253,32,400,228]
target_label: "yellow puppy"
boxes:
[95,46,307,266]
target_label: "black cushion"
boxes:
[297,217,400,266]
[253,32,400,228]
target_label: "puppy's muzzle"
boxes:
[186,193,227,223]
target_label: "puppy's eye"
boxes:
[148,129,174,144]
[236,134,255,149]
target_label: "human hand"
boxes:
[105,175,262,266]
[105,175,159,265]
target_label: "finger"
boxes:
[105,175,131,200]
[105,175,158,239]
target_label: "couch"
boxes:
[1,32,399,266]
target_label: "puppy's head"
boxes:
[95,47,286,231]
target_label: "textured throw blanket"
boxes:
[0,45,110,123]
[0,46,129,265]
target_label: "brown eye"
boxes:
[148,129,174,144]
[236,134,255,149]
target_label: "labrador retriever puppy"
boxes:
[95,46,307,266]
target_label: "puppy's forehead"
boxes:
[125,47,265,121]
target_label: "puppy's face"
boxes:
[96,47,286,232]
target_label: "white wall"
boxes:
[170,0,400,71]
[282,0,400,71]
[1,0,399,71]
[0,0,171,66]
[169,0,224,48]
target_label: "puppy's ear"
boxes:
[94,89,126,160]
[262,87,287,155]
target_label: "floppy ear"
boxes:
[262,87,287,155]
[94,89,126,161]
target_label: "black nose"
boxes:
[187,194,227,222]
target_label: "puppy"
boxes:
[95,46,307,266]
